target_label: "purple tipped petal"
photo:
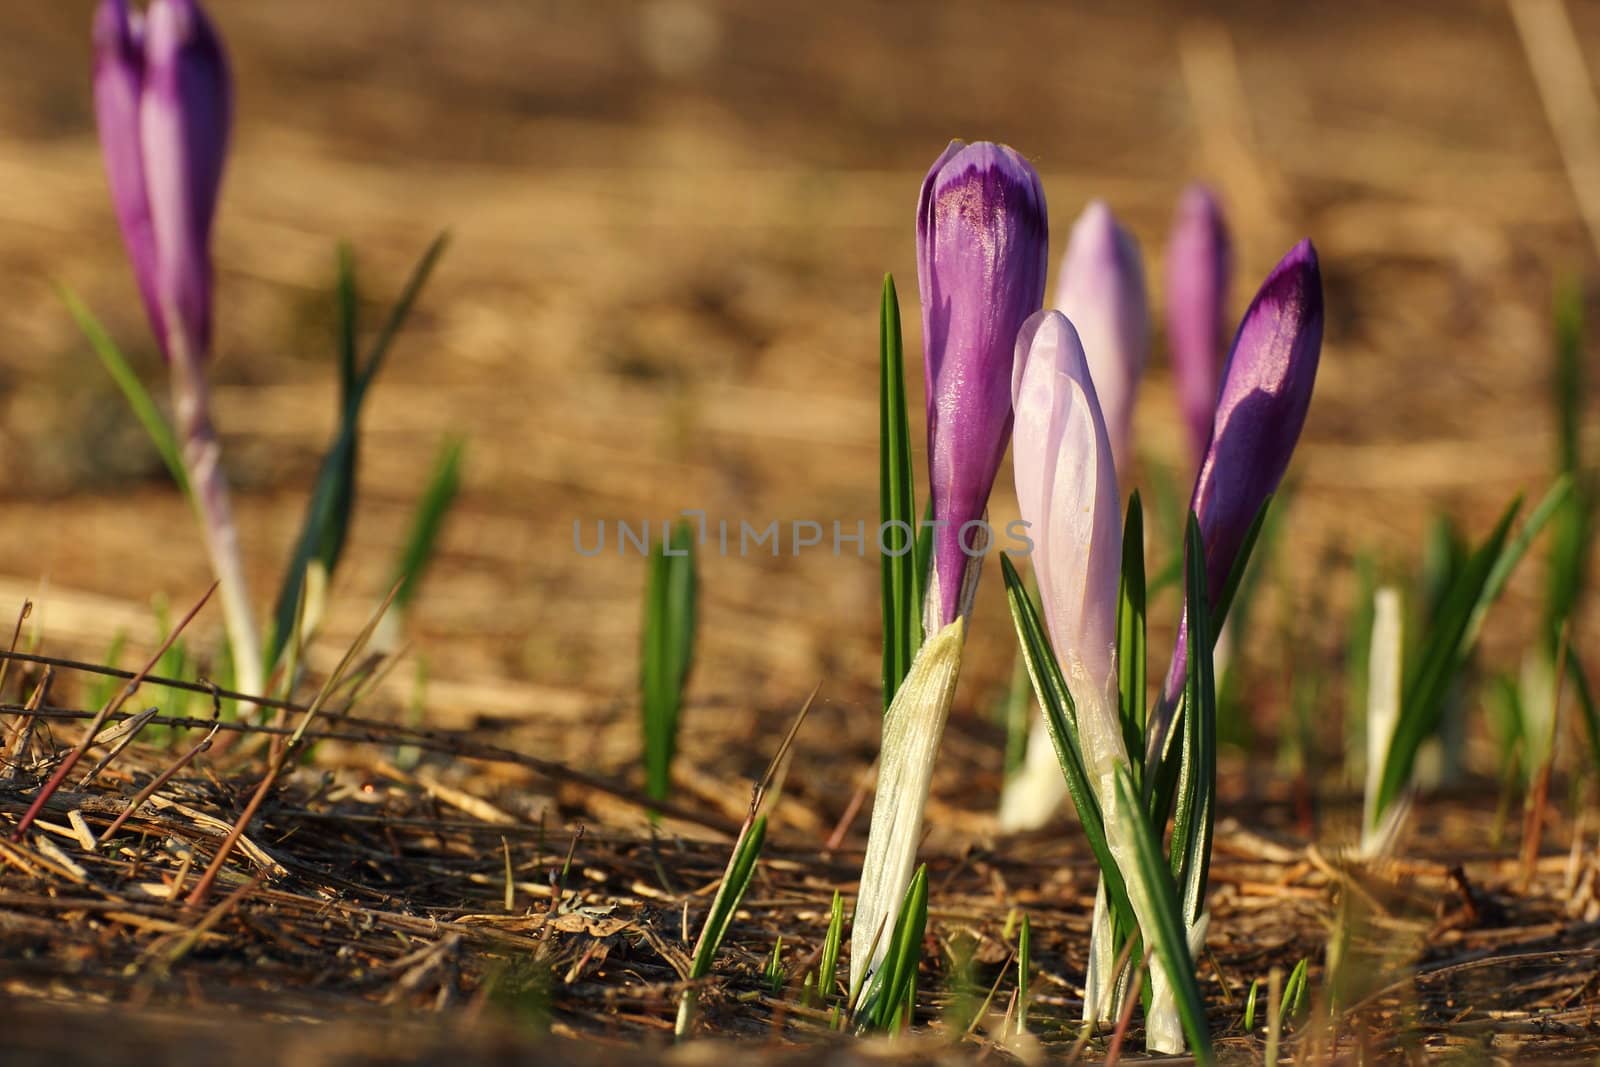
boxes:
[1011,311,1122,692]
[1164,184,1232,470]
[917,140,1049,630]
[139,0,231,364]
[1159,239,1323,714]
[1054,201,1149,476]
[94,0,165,350]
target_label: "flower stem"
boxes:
[169,352,262,711]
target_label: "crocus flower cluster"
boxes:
[94,0,262,705]
[854,141,1047,991]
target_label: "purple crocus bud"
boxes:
[1155,240,1323,731]
[1054,201,1149,477]
[918,140,1048,633]
[94,0,231,366]
[1165,184,1232,471]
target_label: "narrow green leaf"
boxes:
[1567,654,1600,774]
[1208,495,1273,637]
[1278,957,1309,1026]
[880,274,919,710]
[676,813,767,1038]
[1016,913,1031,1037]
[1169,515,1216,932]
[59,285,188,494]
[391,435,466,611]
[1376,483,1568,817]
[819,890,845,1002]
[855,863,928,1032]
[1118,493,1148,770]
[642,521,698,807]
[1000,553,1136,933]
[1111,767,1214,1063]
[266,235,450,668]
[1243,977,1260,1031]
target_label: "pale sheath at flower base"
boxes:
[852,141,1047,997]
[95,0,230,369]
[918,140,1049,634]
[1053,201,1149,477]
[1165,184,1233,471]
[1153,239,1325,753]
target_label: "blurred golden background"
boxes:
[0,1,1594,805]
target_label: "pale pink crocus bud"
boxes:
[1054,201,1149,477]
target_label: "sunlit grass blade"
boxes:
[1000,553,1134,926]
[1168,515,1216,931]
[1015,912,1031,1037]
[1117,492,1147,769]
[390,435,466,611]
[1278,957,1309,1027]
[1569,655,1600,771]
[266,235,449,668]
[1110,766,1214,1062]
[675,812,767,1038]
[1548,280,1590,638]
[642,521,698,807]
[1243,977,1260,1031]
[854,863,928,1033]
[59,285,189,495]
[819,889,844,1003]
[880,274,919,709]
[1375,480,1568,818]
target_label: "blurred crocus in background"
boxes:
[853,141,1047,993]
[918,140,1049,635]
[1053,201,1149,477]
[1150,240,1325,760]
[1165,185,1233,473]
[94,0,261,702]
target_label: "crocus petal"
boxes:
[140,0,231,364]
[93,0,165,351]
[1054,201,1149,476]
[1157,239,1323,722]
[1010,310,1121,704]
[1165,184,1232,470]
[918,140,1048,633]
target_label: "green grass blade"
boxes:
[1243,977,1260,1030]
[1118,492,1148,769]
[855,863,928,1032]
[1567,654,1600,772]
[676,813,767,1038]
[391,435,466,611]
[1111,766,1214,1063]
[355,233,450,396]
[58,285,188,495]
[1375,483,1568,816]
[1169,515,1217,931]
[266,237,449,668]
[819,889,845,1002]
[880,274,919,709]
[1016,913,1031,1037]
[1208,494,1273,636]
[642,521,698,807]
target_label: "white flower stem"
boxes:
[169,349,263,710]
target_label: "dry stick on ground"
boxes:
[0,667,52,778]
[184,583,401,909]
[0,651,740,836]
[0,600,32,701]
[96,685,225,844]
[12,582,216,841]
[1508,0,1600,262]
